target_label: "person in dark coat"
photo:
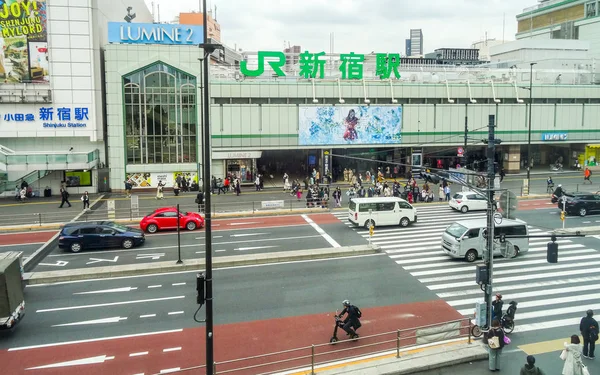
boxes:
[520,355,544,375]
[338,300,361,337]
[492,293,504,322]
[196,190,205,213]
[580,309,599,359]
[59,188,71,208]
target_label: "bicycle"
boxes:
[547,183,555,194]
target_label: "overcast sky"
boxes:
[144,0,529,53]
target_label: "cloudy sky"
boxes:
[144,0,529,53]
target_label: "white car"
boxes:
[449,192,488,213]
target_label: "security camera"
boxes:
[124,6,136,23]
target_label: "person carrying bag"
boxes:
[486,319,506,372]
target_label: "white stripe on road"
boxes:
[301,215,341,248]
[513,318,581,333]
[163,347,182,352]
[456,292,600,314]
[140,314,156,318]
[168,311,184,315]
[129,351,149,357]
[36,296,185,313]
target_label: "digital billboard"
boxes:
[298,106,402,145]
[0,0,49,84]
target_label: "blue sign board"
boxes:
[542,133,568,141]
[2,107,89,128]
[108,22,204,45]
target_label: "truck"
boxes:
[0,252,25,330]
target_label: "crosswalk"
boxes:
[333,205,599,334]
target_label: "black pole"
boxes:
[176,203,182,264]
[463,106,468,164]
[485,114,496,328]
[526,63,536,190]
[201,0,214,373]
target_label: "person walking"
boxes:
[438,184,444,202]
[520,355,545,375]
[500,168,506,183]
[59,188,71,208]
[156,181,165,200]
[444,184,451,201]
[81,191,90,210]
[196,190,205,213]
[19,187,27,203]
[561,335,585,375]
[580,309,598,359]
[584,168,592,184]
[486,319,506,372]
[124,180,132,198]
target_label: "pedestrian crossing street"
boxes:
[333,205,600,334]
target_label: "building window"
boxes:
[586,1,597,18]
[123,63,197,165]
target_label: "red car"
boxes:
[140,207,205,233]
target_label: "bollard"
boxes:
[468,319,472,344]
[290,199,293,212]
[37,212,42,226]
[311,345,315,375]
[252,201,255,213]
[396,330,401,358]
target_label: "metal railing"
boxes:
[150,318,471,375]
[0,149,99,166]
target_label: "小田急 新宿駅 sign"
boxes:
[107,22,204,45]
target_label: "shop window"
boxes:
[123,63,197,165]
[65,170,92,187]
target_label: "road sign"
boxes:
[493,212,503,225]
[457,147,464,156]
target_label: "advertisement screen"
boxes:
[0,1,49,84]
[65,170,92,187]
[298,106,402,146]
[126,172,198,188]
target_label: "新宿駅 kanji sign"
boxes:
[240,51,402,80]
[2,106,90,128]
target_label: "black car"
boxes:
[58,222,145,253]
[559,192,600,217]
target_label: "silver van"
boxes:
[348,197,417,228]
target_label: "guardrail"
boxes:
[150,318,471,375]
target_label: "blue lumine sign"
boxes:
[107,22,204,45]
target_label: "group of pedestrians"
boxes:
[487,308,597,374]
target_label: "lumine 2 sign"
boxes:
[240,51,402,80]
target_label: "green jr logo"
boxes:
[240,51,286,77]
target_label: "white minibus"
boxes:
[441,218,529,262]
[348,197,417,229]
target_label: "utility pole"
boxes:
[463,111,468,164]
[484,114,497,329]
[526,62,537,191]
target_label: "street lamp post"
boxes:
[526,62,537,191]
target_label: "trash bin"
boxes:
[44,188,52,197]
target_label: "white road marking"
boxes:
[25,355,115,369]
[129,351,149,357]
[36,296,184,313]
[172,282,186,286]
[160,368,181,374]
[74,286,137,295]
[163,347,182,352]
[193,235,321,244]
[86,256,119,265]
[52,316,127,327]
[215,250,226,252]
[38,260,69,267]
[235,245,277,251]
[9,328,183,351]
[230,233,268,237]
[136,253,165,260]
[228,222,260,226]
[168,311,184,315]
[140,314,156,318]
[148,285,162,288]
[301,214,341,248]
[583,221,591,224]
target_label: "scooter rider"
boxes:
[338,300,361,337]
[553,184,565,198]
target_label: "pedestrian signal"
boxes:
[547,242,558,263]
[196,273,206,306]
[369,225,374,237]
[560,211,565,221]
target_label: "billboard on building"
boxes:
[298,106,402,145]
[0,0,49,84]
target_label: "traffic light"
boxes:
[369,225,374,237]
[547,242,558,263]
[560,211,565,221]
[196,273,206,305]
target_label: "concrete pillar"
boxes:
[503,145,521,174]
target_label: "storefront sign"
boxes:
[299,106,402,146]
[241,51,401,80]
[212,151,262,160]
[542,133,568,141]
[0,0,49,84]
[125,172,197,188]
[108,22,204,45]
[1,106,90,128]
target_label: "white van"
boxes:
[441,218,529,262]
[348,197,417,229]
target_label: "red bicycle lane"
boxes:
[0,231,56,246]
[0,300,465,375]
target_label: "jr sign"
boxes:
[241,51,402,80]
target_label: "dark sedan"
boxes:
[559,192,600,217]
[58,222,145,253]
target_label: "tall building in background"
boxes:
[405,39,411,57]
[179,11,221,41]
[284,45,302,71]
[409,29,423,56]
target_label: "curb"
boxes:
[24,244,381,284]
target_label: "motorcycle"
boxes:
[550,163,563,172]
[471,301,518,338]
[330,311,359,344]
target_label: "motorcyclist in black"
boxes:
[338,300,361,337]
[553,184,564,198]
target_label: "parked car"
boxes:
[449,192,489,213]
[559,192,600,217]
[58,222,145,253]
[140,207,205,233]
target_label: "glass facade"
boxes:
[123,63,197,165]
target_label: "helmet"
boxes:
[558,184,562,187]
[342,300,350,307]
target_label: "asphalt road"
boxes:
[32,213,364,271]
